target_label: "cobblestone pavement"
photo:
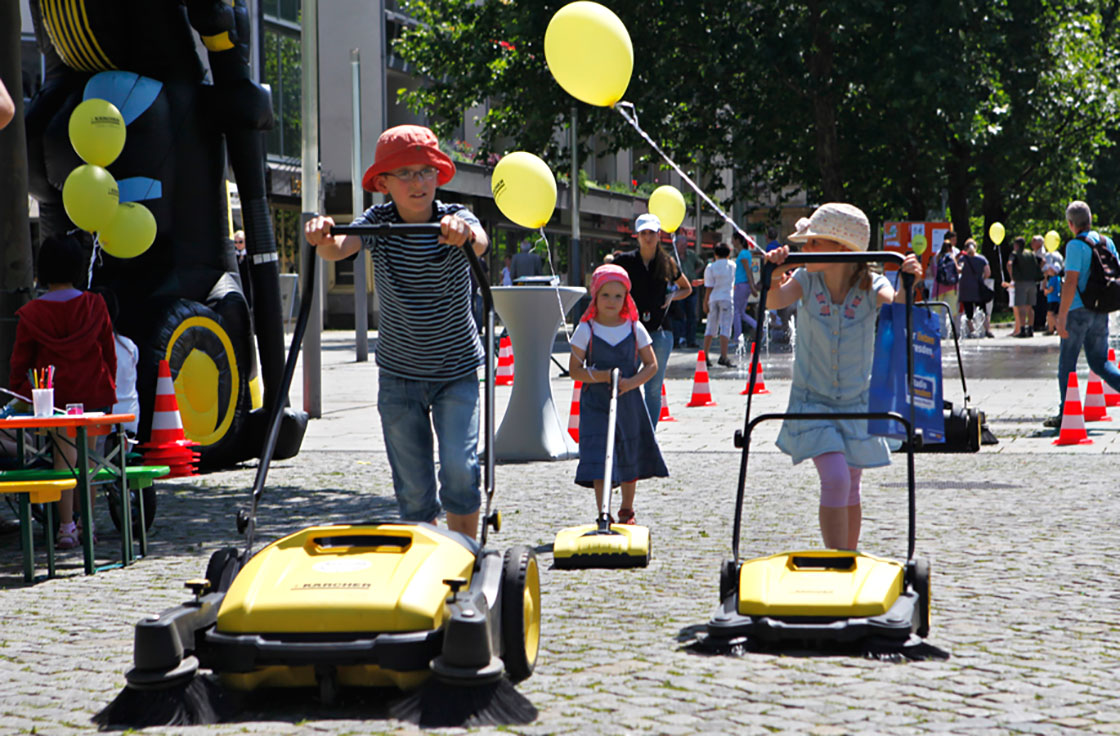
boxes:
[3,324,1120,735]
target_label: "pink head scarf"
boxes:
[580,264,639,323]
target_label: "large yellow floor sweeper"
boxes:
[96,224,540,728]
[705,252,931,648]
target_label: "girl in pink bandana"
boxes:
[568,265,668,524]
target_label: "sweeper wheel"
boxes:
[500,545,541,683]
[909,557,931,638]
[204,547,242,593]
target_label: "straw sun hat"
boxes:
[787,203,870,252]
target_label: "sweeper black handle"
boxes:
[330,222,501,547]
[596,368,621,532]
[733,251,918,562]
[915,301,970,404]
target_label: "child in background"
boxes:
[304,124,488,539]
[703,241,738,367]
[569,265,668,525]
[1042,259,1063,336]
[763,204,922,550]
[9,234,117,549]
[93,288,140,435]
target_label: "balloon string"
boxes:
[538,226,574,345]
[88,234,102,290]
[614,101,765,258]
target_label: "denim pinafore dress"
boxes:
[775,269,891,468]
[574,323,668,488]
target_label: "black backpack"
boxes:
[1075,235,1120,313]
[935,251,959,286]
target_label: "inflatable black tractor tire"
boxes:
[143,295,251,470]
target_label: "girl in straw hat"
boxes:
[568,264,668,525]
[763,203,922,550]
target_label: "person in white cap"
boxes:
[763,203,922,550]
[612,213,692,428]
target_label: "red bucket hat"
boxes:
[361,125,456,192]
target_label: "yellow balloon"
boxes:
[1044,230,1061,253]
[911,234,928,256]
[68,98,126,167]
[545,1,633,107]
[62,164,119,232]
[988,222,1005,246]
[491,152,557,229]
[648,185,686,233]
[99,202,157,259]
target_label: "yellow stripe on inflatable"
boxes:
[202,32,235,52]
[166,316,240,447]
[76,0,116,70]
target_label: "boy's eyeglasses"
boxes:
[384,167,439,183]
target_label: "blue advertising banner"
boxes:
[868,303,945,443]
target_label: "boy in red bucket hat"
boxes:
[305,125,489,539]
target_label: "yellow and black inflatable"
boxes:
[25,0,305,468]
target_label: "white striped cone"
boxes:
[1106,349,1120,407]
[148,359,186,445]
[1085,371,1111,421]
[686,351,717,407]
[567,381,581,442]
[1053,372,1092,445]
[658,382,676,422]
[495,335,514,386]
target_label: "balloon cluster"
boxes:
[490,1,637,231]
[63,99,155,259]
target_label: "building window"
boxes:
[262,6,301,160]
[262,0,300,24]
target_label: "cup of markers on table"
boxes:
[29,366,57,417]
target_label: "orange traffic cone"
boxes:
[141,360,200,477]
[495,336,514,386]
[1106,349,1120,407]
[740,344,770,395]
[149,360,186,445]
[567,381,582,442]
[658,382,676,422]
[1085,371,1111,421]
[1053,372,1093,445]
[686,351,717,407]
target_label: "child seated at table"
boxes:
[8,234,117,549]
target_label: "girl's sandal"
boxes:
[56,522,79,550]
[616,508,636,525]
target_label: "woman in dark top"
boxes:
[611,213,692,428]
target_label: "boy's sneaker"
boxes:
[1043,415,1062,428]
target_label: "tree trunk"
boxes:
[807,0,843,200]
[0,2,34,388]
[946,147,972,242]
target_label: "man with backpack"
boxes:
[1046,200,1120,427]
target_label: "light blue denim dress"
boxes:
[775,269,891,468]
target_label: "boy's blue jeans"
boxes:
[1056,308,1120,412]
[642,328,674,429]
[378,372,481,521]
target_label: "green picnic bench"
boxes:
[0,465,169,580]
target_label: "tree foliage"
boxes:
[395,0,1120,240]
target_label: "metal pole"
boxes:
[350,48,368,361]
[694,163,702,245]
[569,106,581,287]
[300,0,322,418]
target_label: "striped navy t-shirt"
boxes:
[354,200,484,381]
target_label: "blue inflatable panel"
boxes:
[117,177,162,203]
[84,72,163,125]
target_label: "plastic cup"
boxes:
[66,403,84,415]
[32,388,54,417]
